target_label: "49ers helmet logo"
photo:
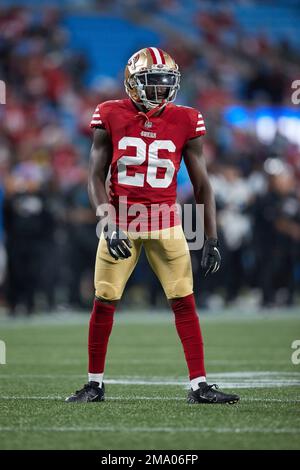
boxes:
[128,53,140,69]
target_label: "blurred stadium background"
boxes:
[1,0,300,316]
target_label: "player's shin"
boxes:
[170,293,206,388]
[88,297,116,387]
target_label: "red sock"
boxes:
[171,293,206,380]
[88,298,115,374]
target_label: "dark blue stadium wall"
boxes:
[64,15,161,84]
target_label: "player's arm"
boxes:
[88,128,112,210]
[183,136,221,275]
[88,128,132,260]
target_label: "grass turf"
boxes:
[0,311,300,450]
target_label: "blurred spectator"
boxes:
[252,160,300,307]
[65,168,97,309]
[211,163,253,303]
[4,164,56,315]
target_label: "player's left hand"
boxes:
[201,238,221,276]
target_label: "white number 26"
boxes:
[117,137,176,188]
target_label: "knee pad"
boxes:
[165,277,193,300]
[95,281,121,301]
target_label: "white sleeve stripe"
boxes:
[196,126,206,131]
[198,114,203,118]
[91,120,103,124]
[197,120,204,124]
[93,114,101,118]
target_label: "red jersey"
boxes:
[90,99,206,231]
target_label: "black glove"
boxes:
[201,238,221,276]
[103,224,132,260]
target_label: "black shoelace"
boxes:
[75,383,93,395]
[206,383,219,392]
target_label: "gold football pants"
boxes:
[94,225,193,301]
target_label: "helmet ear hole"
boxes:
[128,78,135,89]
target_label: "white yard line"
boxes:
[0,426,299,434]
[1,380,299,388]
[103,379,300,388]
[0,371,300,388]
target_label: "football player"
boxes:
[66,47,239,405]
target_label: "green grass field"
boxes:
[0,311,300,450]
